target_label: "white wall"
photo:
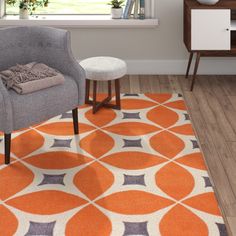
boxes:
[69,0,236,74]
[70,0,185,59]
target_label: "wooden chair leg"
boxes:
[72,108,79,135]
[190,52,201,91]
[93,80,97,114]
[4,133,11,165]
[186,52,194,79]
[85,79,90,104]
[115,79,121,109]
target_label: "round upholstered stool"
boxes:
[80,56,127,114]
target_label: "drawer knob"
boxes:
[226,28,230,31]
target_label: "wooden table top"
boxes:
[185,0,236,9]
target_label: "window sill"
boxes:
[0,15,159,28]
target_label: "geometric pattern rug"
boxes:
[0,93,227,236]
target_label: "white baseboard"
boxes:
[126,59,236,75]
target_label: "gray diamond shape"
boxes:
[203,176,212,188]
[60,112,72,119]
[184,113,190,120]
[123,112,141,120]
[38,174,65,186]
[216,223,228,236]
[51,139,72,148]
[191,140,199,149]
[123,139,142,148]
[25,221,56,236]
[123,174,146,186]
[123,221,149,236]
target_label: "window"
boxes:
[2,0,158,29]
[6,0,112,15]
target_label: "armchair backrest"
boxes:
[0,26,69,71]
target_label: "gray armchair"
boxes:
[0,26,85,164]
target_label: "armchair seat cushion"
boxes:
[9,75,78,130]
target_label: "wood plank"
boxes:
[228,141,236,156]
[218,76,236,96]
[178,76,200,111]
[148,75,161,93]
[196,77,234,155]
[139,75,153,93]
[179,74,192,92]
[120,75,130,94]
[159,75,172,93]
[228,95,236,111]
[168,75,182,94]
[227,217,236,236]
[200,76,236,142]
[129,75,140,94]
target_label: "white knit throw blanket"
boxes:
[0,62,65,94]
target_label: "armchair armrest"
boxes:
[0,79,13,133]
[41,28,87,106]
[61,31,86,105]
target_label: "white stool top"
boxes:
[80,56,127,81]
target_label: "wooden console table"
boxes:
[184,0,236,90]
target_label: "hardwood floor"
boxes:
[96,75,236,236]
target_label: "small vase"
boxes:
[111,8,123,19]
[19,8,29,19]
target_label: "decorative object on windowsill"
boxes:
[108,0,125,19]
[6,0,49,19]
[123,0,135,19]
[133,0,139,19]
[139,0,145,19]
[196,0,219,5]
[19,4,29,19]
[123,0,144,20]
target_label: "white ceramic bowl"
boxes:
[196,0,219,5]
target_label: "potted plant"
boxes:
[7,0,49,19]
[108,0,124,19]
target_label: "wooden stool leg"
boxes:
[93,80,97,114]
[85,79,90,104]
[5,133,11,165]
[108,80,112,101]
[190,52,201,91]
[186,52,194,79]
[115,79,121,109]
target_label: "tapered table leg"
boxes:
[186,52,194,79]
[190,52,201,91]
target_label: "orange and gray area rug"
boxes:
[0,94,227,236]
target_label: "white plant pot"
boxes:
[19,8,29,19]
[196,0,219,5]
[111,8,123,19]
